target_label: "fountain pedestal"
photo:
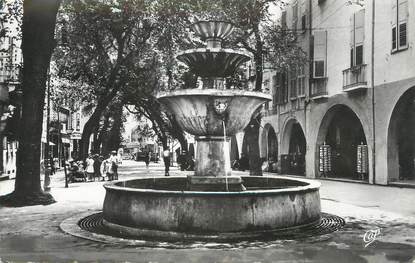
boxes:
[191,136,244,191]
[194,136,231,177]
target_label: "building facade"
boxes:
[237,0,415,186]
[0,9,22,179]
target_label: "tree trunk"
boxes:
[0,0,61,206]
[102,103,123,156]
[79,100,109,160]
[93,111,110,154]
[169,114,187,152]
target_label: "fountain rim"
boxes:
[103,175,321,196]
[156,88,272,101]
[176,48,251,57]
[192,20,235,27]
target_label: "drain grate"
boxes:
[78,212,345,242]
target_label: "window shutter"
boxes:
[350,14,355,66]
[392,0,398,51]
[355,10,365,65]
[355,10,365,47]
[313,30,327,78]
[398,0,408,48]
[281,11,287,28]
[272,75,278,106]
[292,3,298,30]
[350,10,365,66]
[301,0,307,32]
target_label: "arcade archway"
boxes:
[261,124,278,162]
[267,126,278,162]
[317,105,367,180]
[281,120,306,176]
[388,87,415,182]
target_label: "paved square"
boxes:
[0,160,414,262]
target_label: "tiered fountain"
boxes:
[102,21,321,240]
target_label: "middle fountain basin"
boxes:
[157,89,272,136]
[102,176,321,235]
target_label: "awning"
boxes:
[41,138,56,145]
[62,138,70,144]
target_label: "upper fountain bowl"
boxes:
[176,48,250,78]
[191,21,234,41]
[157,89,271,137]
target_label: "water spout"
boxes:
[223,120,230,192]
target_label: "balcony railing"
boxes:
[343,64,367,91]
[310,78,328,99]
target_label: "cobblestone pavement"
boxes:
[0,160,415,263]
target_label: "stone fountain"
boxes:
[102,21,321,240]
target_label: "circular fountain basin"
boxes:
[176,48,250,77]
[157,89,271,136]
[102,176,321,239]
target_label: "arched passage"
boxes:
[281,119,306,176]
[317,105,367,180]
[229,135,239,162]
[261,124,278,162]
[189,143,195,158]
[267,126,278,161]
[388,87,415,182]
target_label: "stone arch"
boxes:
[387,86,415,182]
[260,123,278,161]
[280,118,306,175]
[281,118,306,155]
[316,104,368,180]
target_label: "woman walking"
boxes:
[85,154,95,181]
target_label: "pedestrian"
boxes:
[145,151,150,169]
[109,150,119,180]
[93,154,103,181]
[49,156,55,175]
[100,158,107,181]
[102,156,115,181]
[85,154,95,181]
[163,149,170,176]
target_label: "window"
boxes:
[289,68,297,99]
[297,66,306,96]
[76,113,80,131]
[313,30,327,78]
[281,11,287,28]
[392,0,408,52]
[300,0,307,33]
[272,75,278,107]
[301,15,307,32]
[292,3,298,31]
[275,73,288,105]
[350,9,365,67]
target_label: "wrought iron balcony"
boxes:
[343,64,367,91]
[310,78,328,99]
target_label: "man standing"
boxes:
[163,149,170,176]
[109,151,119,180]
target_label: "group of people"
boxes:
[68,151,121,183]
